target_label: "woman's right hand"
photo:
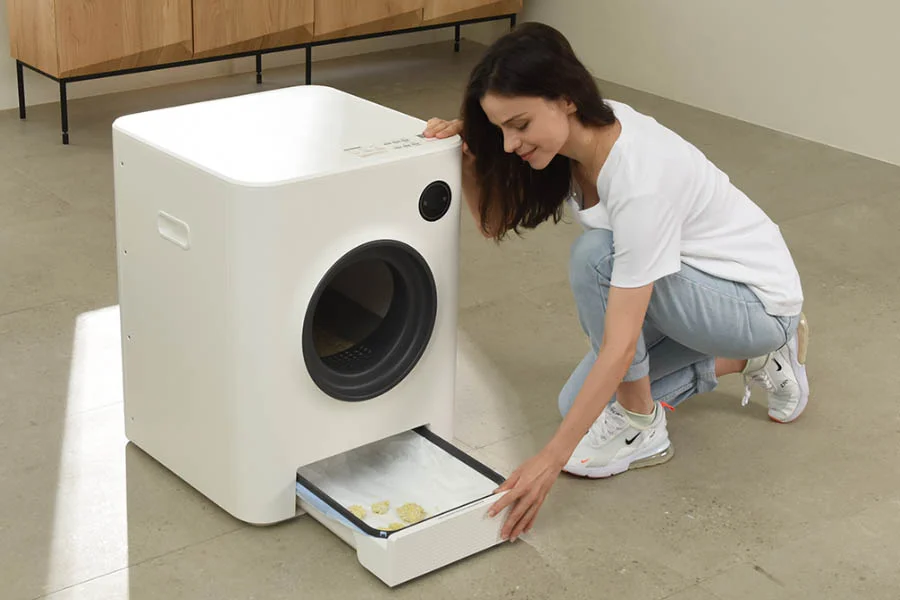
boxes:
[423,117,463,139]
[423,117,472,156]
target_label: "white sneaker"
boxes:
[563,401,674,478]
[741,313,810,423]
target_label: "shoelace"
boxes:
[741,370,775,406]
[587,404,629,446]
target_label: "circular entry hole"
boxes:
[311,258,395,371]
[303,241,438,402]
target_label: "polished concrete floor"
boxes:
[2,40,900,600]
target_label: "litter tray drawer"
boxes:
[295,426,510,587]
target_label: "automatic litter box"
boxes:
[112,85,511,586]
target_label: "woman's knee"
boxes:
[569,229,615,294]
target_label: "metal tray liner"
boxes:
[296,426,506,538]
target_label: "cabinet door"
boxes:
[193,0,314,58]
[313,0,424,41]
[7,0,60,76]
[423,0,521,25]
[56,0,193,78]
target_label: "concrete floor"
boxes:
[2,40,900,600]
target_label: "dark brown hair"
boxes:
[461,22,616,239]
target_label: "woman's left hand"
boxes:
[488,443,568,541]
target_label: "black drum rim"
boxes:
[301,239,438,401]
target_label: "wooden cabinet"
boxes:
[8,0,521,78]
[193,0,315,58]
[9,0,521,144]
[6,0,194,79]
[57,0,193,78]
[312,0,425,41]
[7,0,60,76]
[423,0,522,25]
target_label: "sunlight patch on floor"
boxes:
[45,305,129,596]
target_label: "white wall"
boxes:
[522,0,900,167]
[1,9,510,112]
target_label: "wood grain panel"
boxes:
[7,0,60,76]
[192,0,315,58]
[55,0,193,78]
[423,0,521,25]
[313,0,424,39]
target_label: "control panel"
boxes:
[344,134,428,159]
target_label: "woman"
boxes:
[423,22,809,543]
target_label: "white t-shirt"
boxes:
[567,100,803,317]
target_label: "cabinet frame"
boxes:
[11,7,519,145]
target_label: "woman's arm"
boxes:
[546,282,655,460]
[488,282,654,541]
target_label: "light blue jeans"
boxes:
[559,229,799,417]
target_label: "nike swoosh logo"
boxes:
[773,358,783,371]
[625,433,640,445]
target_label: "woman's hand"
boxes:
[423,117,462,139]
[488,443,568,542]
[423,117,472,156]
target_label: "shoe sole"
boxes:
[770,312,809,424]
[562,439,674,479]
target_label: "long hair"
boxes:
[461,22,616,239]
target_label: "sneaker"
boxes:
[741,313,810,423]
[563,401,674,478]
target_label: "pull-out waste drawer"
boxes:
[296,427,511,586]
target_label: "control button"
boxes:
[419,181,452,222]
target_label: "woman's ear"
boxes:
[551,96,578,116]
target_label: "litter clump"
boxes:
[371,500,390,515]
[348,505,366,519]
[397,502,427,524]
[385,522,405,531]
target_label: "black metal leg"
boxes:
[454,25,461,52]
[59,80,69,145]
[305,46,312,84]
[256,54,262,84]
[16,60,26,119]
[510,14,517,29]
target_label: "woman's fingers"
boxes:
[423,118,462,138]
[502,487,541,540]
[423,117,448,137]
[495,472,519,493]
[510,499,541,542]
[489,473,522,517]
[434,121,457,138]
[422,118,439,137]
[520,489,549,537]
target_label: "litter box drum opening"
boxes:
[302,240,438,402]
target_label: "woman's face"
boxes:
[480,92,574,169]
